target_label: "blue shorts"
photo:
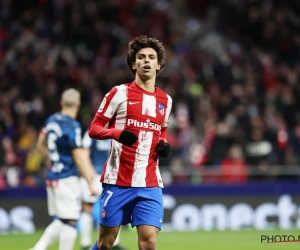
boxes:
[98,184,163,230]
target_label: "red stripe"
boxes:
[145,102,160,186]
[101,113,117,183]
[145,93,167,186]
[116,87,141,186]
[100,161,107,182]
[268,240,300,244]
[116,148,135,186]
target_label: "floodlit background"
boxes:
[1,0,300,249]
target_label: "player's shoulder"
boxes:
[109,82,131,91]
[52,113,81,130]
[105,83,129,98]
[155,86,173,102]
[115,82,132,92]
[65,116,81,130]
[45,112,60,124]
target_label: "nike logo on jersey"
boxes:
[159,219,163,222]
[129,101,139,105]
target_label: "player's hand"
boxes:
[87,169,97,196]
[157,140,171,158]
[118,130,138,146]
[89,183,97,196]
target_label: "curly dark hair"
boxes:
[127,35,166,76]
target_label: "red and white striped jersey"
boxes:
[96,81,172,188]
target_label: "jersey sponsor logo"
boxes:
[158,103,165,115]
[98,97,106,112]
[129,101,139,105]
[127,118,161,131]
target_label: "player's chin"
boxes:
[140,71,154,79]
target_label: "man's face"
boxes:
[132,47,161,80]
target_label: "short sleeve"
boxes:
[96,86,126,120]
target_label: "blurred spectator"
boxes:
[207,122,235,166]
[220,144,247,184]
[0,0,300,187]
[245,127,273,165]
[0,137,23,187]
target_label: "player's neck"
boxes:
[135,76,156,93]
[61,108,77,119]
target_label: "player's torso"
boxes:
[114,85,168,138]
[103,83,169,187]
[45,113,80,180]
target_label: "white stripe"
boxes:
[162,94,172,127]
[131,130,153,187]
[142,94,156,117]
[103,85,127,185]
[155,162,164,188]
[104,85,127,119]
[103,140,122,185]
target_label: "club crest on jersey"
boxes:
[158,103,165,115]
[98,97,106,113]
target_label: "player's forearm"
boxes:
[88,116,122,140]
[38,146,50,164]
[159,127,168,142]
[79,166,94,185]
[36,130,50,163]
[37,144,47,157]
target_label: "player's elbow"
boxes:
[88,125,97,139]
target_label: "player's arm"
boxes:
[71,148,95,185]
[89,116,137,146]
[69,126,96,193]
[36,128,50,164]
[88,87,137,146]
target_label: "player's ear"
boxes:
[157,64,161,70]
[131,62,136,70]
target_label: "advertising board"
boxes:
[1,183,300,233]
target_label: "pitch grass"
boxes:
[1,228,300,250]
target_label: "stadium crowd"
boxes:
[0,0,300,188]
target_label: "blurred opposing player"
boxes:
[30,88,95,250]
[79,132,126,250]
[89,35,172,250]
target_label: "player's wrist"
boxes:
[109,128,123,141]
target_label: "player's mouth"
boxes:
[143,65,151,72]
